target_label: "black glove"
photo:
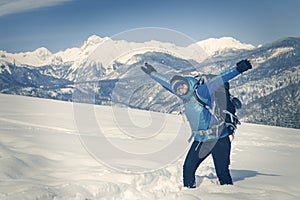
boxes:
[141,63,157,74]
[236,59,252,73]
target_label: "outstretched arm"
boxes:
[221,59,252,82]
[199,59,252,94]
[141,63,173,93]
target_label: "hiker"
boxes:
[141,60,252,188]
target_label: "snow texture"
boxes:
[0,94,299,200]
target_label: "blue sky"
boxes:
[0,0,300,53]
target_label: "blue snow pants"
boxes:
[183,136,233,188]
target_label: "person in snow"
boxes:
[141,60,252,188]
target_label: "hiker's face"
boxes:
[176,83,189,96]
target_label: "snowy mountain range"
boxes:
[0,35,254,68]
[0,35,299,128]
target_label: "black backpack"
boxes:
[193,74,241,135]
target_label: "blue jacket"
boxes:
[149,66,241,142]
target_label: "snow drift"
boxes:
[0,94,299,199]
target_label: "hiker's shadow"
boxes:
[231,169,279,182]
[196,169,280,186]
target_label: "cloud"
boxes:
[0,0,72,17]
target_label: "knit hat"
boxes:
[170,75,189,96]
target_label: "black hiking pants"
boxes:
[183,136,233,188]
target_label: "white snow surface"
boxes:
[0,94,299,200]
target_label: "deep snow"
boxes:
[0,94,299,200]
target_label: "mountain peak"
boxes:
[195,37,255,55]
[32,47,52,56]
[87,35,103,43]
[81,35,110,50]
[197,36,240,44]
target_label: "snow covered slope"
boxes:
[0,94,299,200]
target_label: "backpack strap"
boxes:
[193,89,222,122]
[192,74,222,121]
[192,74,241,139]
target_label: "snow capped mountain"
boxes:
[0,35,254,69]
[0,35,109,68]
[0,35,256,89]
[78,36,255,69]
[32,47,52,57]
[64,36,255,82]
[193,37,255,56]
[0,36,299,128]
[81,34,109,50]
[0,47,53,66]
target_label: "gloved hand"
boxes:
[236,59,252,73]
[141,63,157,75]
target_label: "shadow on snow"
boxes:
[195,169,280,186]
